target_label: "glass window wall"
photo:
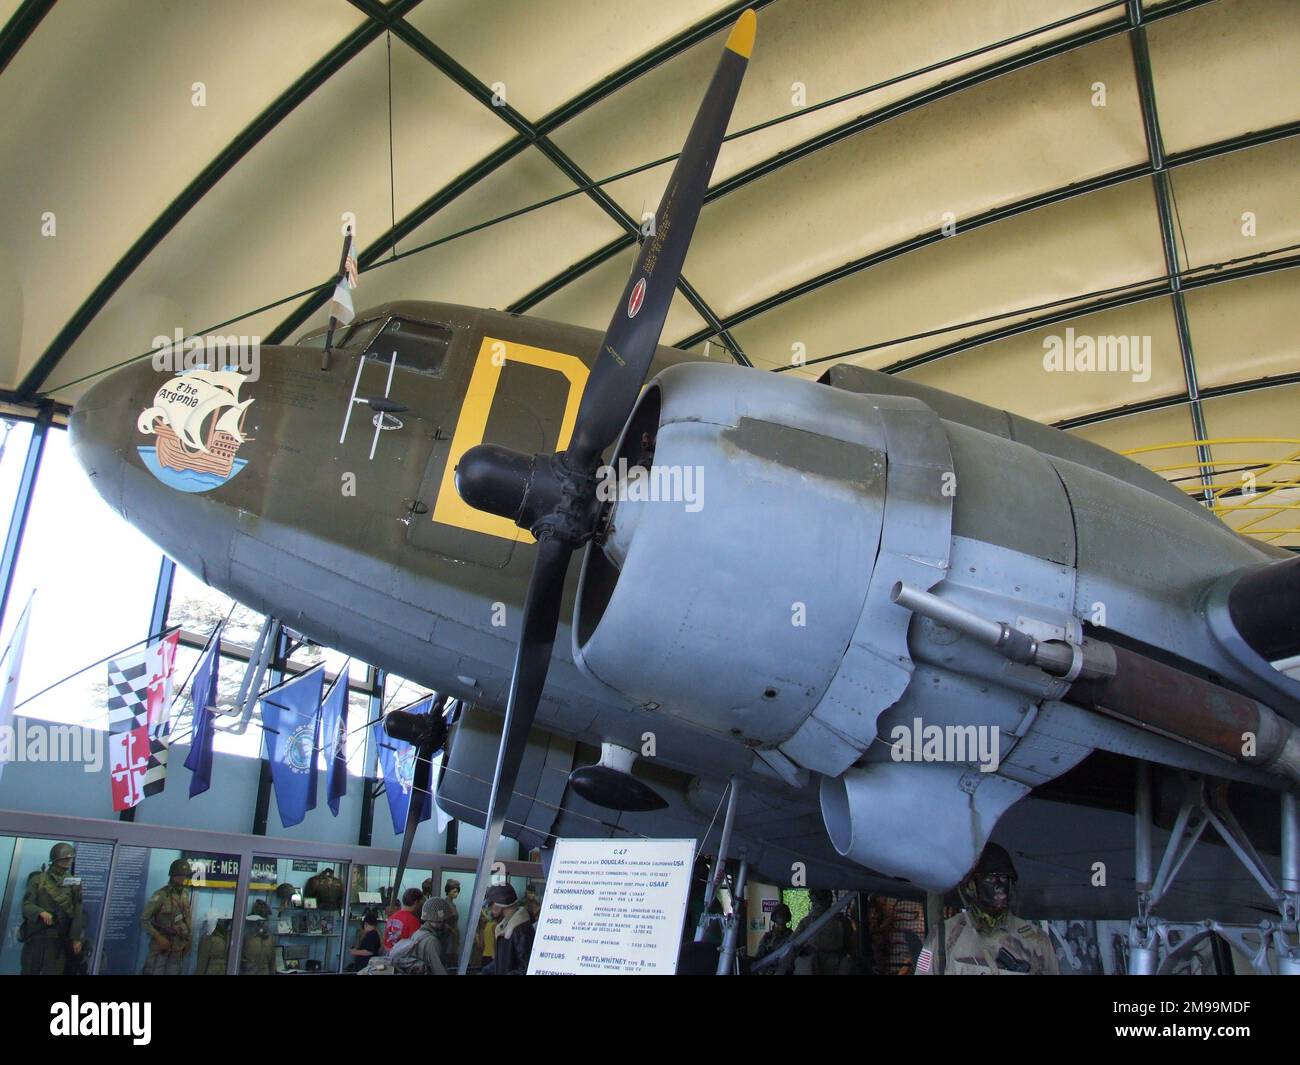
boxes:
[0,834,112,975]
[248,855,348,973]
[97,846,240,975]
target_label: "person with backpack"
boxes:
[359,897,454,975]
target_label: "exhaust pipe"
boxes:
[1068,644,1300,786]
[891,582,1300,785]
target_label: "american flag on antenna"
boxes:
[327,230,359,326]
[344,241,359,287]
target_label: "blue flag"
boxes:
[373,696,434,835]
[320,669,350,817]
[260,664,325,828]
[183,630,221,798]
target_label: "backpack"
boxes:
[358,929,435,975]
[16,872,43,943]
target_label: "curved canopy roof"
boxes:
[3,0,1298,544]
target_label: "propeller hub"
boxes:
[456,445,602,546]
[455,444,533,523]
[383,708,447,750]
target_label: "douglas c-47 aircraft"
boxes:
[69,11,1300,973]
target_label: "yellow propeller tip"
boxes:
[726,9,756,58]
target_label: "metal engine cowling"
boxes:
[571,362,953,775]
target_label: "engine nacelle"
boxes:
[572,362,954,778]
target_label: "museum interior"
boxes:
[0,0,1298,978]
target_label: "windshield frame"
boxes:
[295,316,386,351]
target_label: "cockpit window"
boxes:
[362,318,452,376]
[297,317,384,351]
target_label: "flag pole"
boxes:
[13,622,181,715]
[323,231,354,370]
[0,588,34,662]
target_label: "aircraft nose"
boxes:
[69,356,163,515]
[69,348,269,586]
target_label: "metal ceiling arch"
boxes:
[5,0,1238,389]
[351,0,749,363]
[509,0,1217,322]
[794,250,1300,378]
[1056,368,1300,431]
[264,0,775,348]
[12,0,424,401]
[3,0,1297,548]
[1127,0,1213,496]
[0,0,53,79]
[671,121,1300,353]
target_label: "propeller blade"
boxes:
[567,9,756,469]
[456,535,571,974]
[390,737,435,904]
[449,10,757,976]
[387,696,451,904]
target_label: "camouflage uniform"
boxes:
[792,895,854,975]
[754,925,793,974]
[915,911,1059,975]
[141,883,193,975]
[20,865,86,975]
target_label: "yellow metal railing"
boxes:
[1120,439,1300,545]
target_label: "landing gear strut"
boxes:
[1130,765,1300,974]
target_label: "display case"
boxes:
[0,811,546,977]
[248,856,348,973]
[0,834,113,975]
[97,846,241,975]
[343,862,432,968]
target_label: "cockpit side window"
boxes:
[363,318,452,376]
[296,317,384,351]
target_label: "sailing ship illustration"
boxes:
[137,369,254,479]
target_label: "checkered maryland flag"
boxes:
[107,630,179,810]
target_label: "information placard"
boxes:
[528,838,695,975]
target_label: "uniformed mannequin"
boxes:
[480,884,533,975]
[20,842,87,975]
[392,897,454,975]
[240,900,276,975]
[915,843,1058,975]
[793,889,854,974]
[304,867,344,911]
[195,918,232,975]
[754,903,794,974]
[141,858,195,975]
[442,879,461,959]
